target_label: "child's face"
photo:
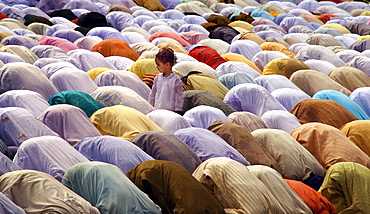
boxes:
[155,58,170,73]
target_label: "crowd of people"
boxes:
[0,0,370,213]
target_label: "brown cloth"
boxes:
[329,67,370,92]
[126,160,226,214]
[238,32,265,45]
[92,39,139,61]
[208,120,282,173]
[183,90,236,116]
[131,131,201,173]
[291,122,370,171]
[290,99,358,129]
[24,16,53,26]
[107,4,133,14]
[227,111,267,132]
[133,0,166,11]
[206,14,231,25]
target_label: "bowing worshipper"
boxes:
[77,136,154,174]
[238,32,265,45]
[94,70,152,101]
[341,120,370,157]
[188,45,227,69]
[253,74,304,93]
[132,0,166,11]
[192,157,286,213]
[206,25,240,44]
[0,151,21,175]
[62,162,162,214]
[221,52,262,73]
[173,61,219,79]
[132,131,201,173]
[129,59,159,79]
[271,88,311,111]
[49,69,98,94]
[262,58,310,78]
[27,22,50,35]
[290,70,352,96]
[183,90,236,116]
[0,62,58,101]
[41,61,81,78]
[0,107,58,147]
[33,58,63,69]
[30,45,69,60]
[86,67,112,80]
[146,109,191,132]
[224,83,287,117]
[290,99,358,129]
[208,120,282,173]
[219,73,254,89]
[319,162,370,213]
[0,170,100,214]
[346,56,370,77]
[306,34,342,47]
[38,35,79,53]
[51,29,84,43]
[127,160,226,214]
[66,49,117,72]
[48,91,103,118]
[0,52,25,64]
[284,179,336,214]
[247,165,313,214]
[183,105,230,129]
[38,104,102,147]
[303,59,337,75]
[312,90,370,120]
[149,47,183,112]
[226,39,262,60]
[252,129,325,187]
[149,32,191,46]
[251,50,289,71]
[1,35,39,49]
[106,56,135,71]
[295,45,345,67]
[174,127,250,165]
[90,86,154,115]
[215,61,261,80]
[182,72,230,99]
[74,36,103,51]
[329,67,370,92]
[0,90,49,117]
[261,110,301,134]
[291,123,370,171]
[90,105,163,141]
[227,111,268,132]
[92,39,140,61]
[260,42,296,58]
[13,136,89,182]
[0,192,26,214]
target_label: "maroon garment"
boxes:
[188,46,227,69]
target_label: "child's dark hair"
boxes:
[155,47,177,66]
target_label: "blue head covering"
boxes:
[44,24,70,36]
[271,88,311,111]
[312,90,369,120]
[158,0,181,9]
[313,28,343,37]
[219,73,254,90]
[160,9,184,20]
[350,87,370,117]
[174,127,250,165]
[250,8,274,21]
[134,15,155,26]
[182,15,207,25]
[178,23,210,35]
[273,13,296,25]
[51,29,84,43]
[106,11,139,31]
[183,105,230,129]
[0,152,21,175]
[254,74,303,93]
[12,28,35,36]
[0,52,25,63]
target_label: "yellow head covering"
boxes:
[87,67,112,80]
[129,59,159,79]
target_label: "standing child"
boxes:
[149,47,183,112]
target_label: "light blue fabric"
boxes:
[0,52,25,63]
[350,87,370,117]
[0,192,26,214]
[106,11,139,31]
[254,75,302,93]
[271,88,311,111]
[279,17,314,32]
[273,13,296,25]
[313,28,343,37]
[298,0,320,12]
[178,23,209,36]
[62,161,162,214]
[86,26,126,42]
[77,136,154,174]
[44,24,71,37]
[160,9,185,20]
[255,30,284,40]
[31,45,69,60]
[312,90,369,120]
[1,35,38,49]
[182,15,207,25]
[63,0,101,14]
[219,73,254,90]
[174,127,250,165]
[183,105,230,129]
[134,15,155,26]
[51,29,84,43]
[0,152,21,175]
[250,8,274,21]
[158,0,181,9]
[227,40,262,61]
[33,58,63,69]
[132,9,158,19]
[12,28,36,36]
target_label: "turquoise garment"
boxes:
[62,161,162,214]
[48,90,103,117]
[312,90,369,120]
[250,8,274,21]
[219,73,254,90]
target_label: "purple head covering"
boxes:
[1,6,25,18]
[252,17,287,34]
[350,87,370,117]
[298,0,319,12]
[271,88,311,111]
[134,15,155,26]
[23,6,50,19]
[226,40,262,61]
[50,69,98,94]
[304,59,337,75]
[178,23,209,35]
[13,135,89,182]
[132,131,200,173]
[86,26,126,41]
[224,83,288,116]
[0,152,21,176]
[350,40,370,53]
[41,61,79,78]
[182,15,207,25]
[33,57,63,69]
[215,61,261,80]
[31,45,69,60]
[280,17,314,32]
[336,50,363,63]
[106,11,139,31]
[44,24,71,37]
[51,29,84,43]
[0,90,49,117]
[1,35,38,49]
[160,9,185,20]
[0,107,59,146]
[63,0,101,13]
[174,127,250,165]
[0,52,25,63]
[347,56,370,77]
[67,50,116,72]
[94,70,151,100]
[253,74,302,93]
[12,29,36,36]
[39,104,102,147]
[36,0,69,13]
[252,51,289,71]
[132,9,158,19]
[296,45,345,67]
[77,136,153,174]
[261,110,301,134]
[183,105,230,129]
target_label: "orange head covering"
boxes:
[260,42,295,58]
[92,39,139,61]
